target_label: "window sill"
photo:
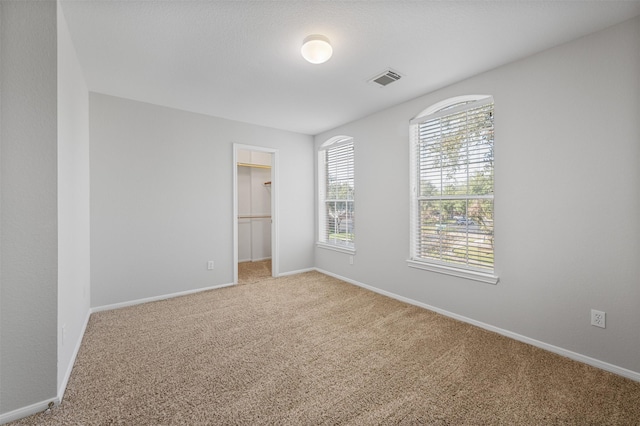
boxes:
[316,242,356,255]
[406,259,498,285]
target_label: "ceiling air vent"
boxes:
[368,69,403,87]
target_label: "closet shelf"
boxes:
[237,162,271,169]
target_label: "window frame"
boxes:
[408,96,498,284]
[317,136,355,254]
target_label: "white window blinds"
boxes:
[410,97,494,272]
[319,138,354,250]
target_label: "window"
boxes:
[318,136,355,253]
[408,96,497,283]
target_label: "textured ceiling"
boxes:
[60,1,640,135]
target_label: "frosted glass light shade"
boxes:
[301,35,333,64]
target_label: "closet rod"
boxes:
[238,215,272,219]
[237,162,271,169]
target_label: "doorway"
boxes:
[233,144,279,284]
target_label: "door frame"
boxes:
[233,143,279,283]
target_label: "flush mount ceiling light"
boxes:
[301,35,333,64]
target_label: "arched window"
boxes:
[408,96,497,283]
[318,136,355,252]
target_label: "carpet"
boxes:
[238,259,271,285]
[11,271,640,425]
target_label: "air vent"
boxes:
[368,69,403,87]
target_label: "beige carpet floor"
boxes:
[11,271,640,425]
[238,259,272,285]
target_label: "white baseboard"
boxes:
[278,267,315,277]
[0,397,59,425]
[238,257,272,263]
[315,268,640,383]
[91,282,235,313]
[2,283,238,424]
[1,309,90,425]
[57,309,91,400]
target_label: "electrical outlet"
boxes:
[349,256,354,265]
[207,261,215,270]
[591,309,606,328]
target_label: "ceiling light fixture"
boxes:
[301,35,333,64]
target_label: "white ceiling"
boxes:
[60,1,640,135]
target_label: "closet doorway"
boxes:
[233,144,278,284]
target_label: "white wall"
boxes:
[90,94,314,308]
[57,1,90,398]
[315,17,640,376]
[0,0,58,415]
